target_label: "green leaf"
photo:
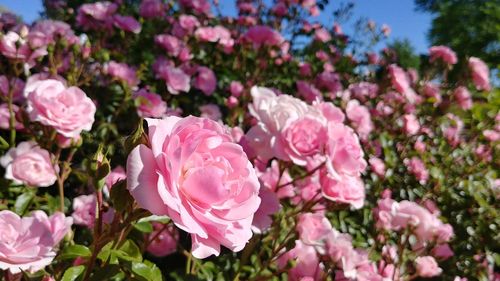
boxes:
[14,192,34,215]
[58,245,92,260]
[110,180,133,212]
[123,119,148,155]
[114,240,142,262]
[61,265,85,281]
[133,221,153,233]
[131,261,163,281]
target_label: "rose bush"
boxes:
[0,0,497,280]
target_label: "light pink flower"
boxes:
[104,61,139,87]
[199,104,222,121]
[415,256,442,277]
[369,157,385,177]
[193,66,217,96]
[483,130,500,142]
[76,1,117,30]
[28,20,78,48]
[133,89,167,118]
[349,82,378,101]
[105,166,127,190]
[179,0,211,15]
[388,64,410,94]
[0,104,23,130]
[0,75,25,103]
[126,117,261,259]
[277,240,323,281]
[161,65,190,94]
[244,26,284,48]
[402,114,420,136]
[26,79,96,138]
[443,113,463,146]
[429,46,457,65]
[468,57,491,91]
[326,122,367,177]
[72,194,114,229]
[23,73,66,99]
[282,116,327,166]
[316,71,342,93]
[113,15,142,34]
[423,82,442,105]
[297,213,333,252]
[0,210,72,274]
[194,26,234,48]
[0,141,58,187]
[432,244,454,260]
[251,187,280,233]
[346,100,373,140]
[454,86,472,110]
[314,28,331,42]
[155,34,182,57]
[257,160,294,199]
[404,157,428,184]
[320,171,365,209]
[146,222,178,257]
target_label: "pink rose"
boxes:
[126,116,261,258]
[0,210,72,274]
[0,75,25,103]
[0,31,47,65]
[369,157,385,177]
[483,130,500,142]
[404,157,428,184]
[113,15,142,34]
[454,86,472,110]
[326,122,367,177]
[194,26,234,49]
[349,82,378,101]
[282,116,327,166]
[133,89,167,118]
[423,82,442,105]
[251,187,280,233]
[244,26,284,48]
[193,66,217,96]
[23,73,66,99]
[432,244,454,260]
[26,79,96,138]
[415,256,442,277]
[104,61,139,87]
[178,15,200,32]
[277,240,323,281]
[296,81,322,102]
[316,71,342,93]
[179,0,211,15]
[146,222,179,257]
[429,46,457,65]
[104,166,126,190]
[443,113,463,146]
[468,57,491,91]
[388,64,410,94]
[160,65,190,94]
[0,104,23,130]
[229,81,244,97]
[314,28,331,42]
[297,213,333,252]
[72,194,114,229]
[320,171,365,209]
[402,114,420,136]
[0,141,58,187]
[155,34,182,57]
[199,104,222,121]
[139,0,165,18]
[346,100,373,140]
[76,1,117,30]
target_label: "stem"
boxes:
[185,251,192,275]
[276,161,325,189]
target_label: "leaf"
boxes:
[114,240,142,262]
[123,119,148,155]
[61,265,85,281]
[137,215,170,224]
[58,245,91,260]
[131,261,163,281]
[133,221,153,233]
[14,192,34,215]
[110,180,133,212]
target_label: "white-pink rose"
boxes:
[415,256,442,277]
[126,116,261,259]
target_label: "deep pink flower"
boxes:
[113,15,142,34]
[244,26,284,48]
[139,0,165,18]
[155,34,182,57]
[0,210,72,274]
[160,65,191,94]
[0,104,23,130]
[297,81,322,102]
[126,117,261,258]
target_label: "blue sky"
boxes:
[0,0,432,53]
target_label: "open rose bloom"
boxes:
[127,116,260,258]
[0,211,72,274]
